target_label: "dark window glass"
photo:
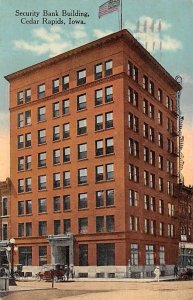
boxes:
[62,75,69,90]
[79,244,88,266]
[105,86,113,103]
[95,64,102,80]
[97,243,115,266]
[26,200,32,215]
[96,191,104,208]
[19,247,32,266]
[63,219,71,233]
[38,106,46,122]
[78,193,87,209]
[62,99,69,115]
[77,69,86,86]
[79,218,88,234]
[26,222,32,237]
[54,220,61,235]
[38,198,47,213]
[18,201,24,215]
[39,246,47,266]
[39,221,47,236]
[106,189,114,206]
[53,196,60,212]
[105,60,112,76]
[38,83,45,99]
[96,216,104,232]
[52,79,59,94]
[78,143,87,160]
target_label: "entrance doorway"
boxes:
[48,234,73,266]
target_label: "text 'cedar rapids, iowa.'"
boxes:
[15,10,90,25]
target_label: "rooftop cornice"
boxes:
[4,29,181,91]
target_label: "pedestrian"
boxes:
[154,266,160,282]
[174,265,178,279]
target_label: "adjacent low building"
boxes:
[5,29,182,277]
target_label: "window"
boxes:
[105,86,113,103]
[78,143,87,160]
[95,114,103,131]
[38,83,45,99]
[129,216,139,231]
[39,246,47,266]
[143,75,148,90]
[53,149,60,165]
[158,89,163,102]
[53,125,60,141]
[95,89,103,106]
[150,220,156,235]
[62,99,69,115]
[159,222,164,236]
[149,80,154,96]
[128,87,138,107]
[97,243,115,266]
[131,244,139,266]
[53,173,60,188]
[38,152,46,167]
[18,135,24,149]
[53,196,60,212]
[96,140,103,156]
[159,246,165,264]
[78,168,87,184]
[63,195,70,211]
[144,148,149,163]
[77,94,86,110]
[168,224,174,237]
[149,150,155,166]
[96,191,104,208]
[143,99,148,115]
[105,112,113,129]
[168,203,174,216]
[96,165,104,182]
[106,215,115,232]
[144,219,150,234]
[18,223,24,237]
[62,75,69,90]
[159,177,164,192]
[106,189,114,206]
[96,216,104,232]
[129,189,138,206]
[2,197,8,216]
[38,129,46,144]
[128,114,139,132]
[77,69,86,85]
[52,102,60,118]
[149,127,155,142]
[54,220,61,235]
[18,179,24,193]
[38,175,46,190]
[25,111,31,125]
[144,171,149,186]
[26,200,32,215]
[39,221,47,236]
[63,171,70,186]
[18,201,24,216]
[25,133,31,147]
[25,88,31,102]
[25,155,31,170]
[79,244,88,266]
[2,223,8,240]
[105,60,112,76]
[38,198,47,213]
[143,123,148,138]
[158,133,163,148]
[150,173,155,189]
[52,78,59,93]
[145,245,154,265]
[158,111,163,125]
[149,104,154,119]
[63,147,70,162]
[95,63,102,80]
[129,138,139,157]
[150,197,156,211]
[106,163,114,180]
[25,177,32,192]
[106,137,114,154]
[79,217,88,234]
[158,155,163,170]
[18,157,24,171]
[64,219,71,233]
[26,222,32,237]
[38,106,46,122]
[19,247,32,266]
[17,91,24,105]
[77,119,87,135]
[78,193,88,209]
[128,164,139,182]
[63,123,70,138]
[128,61,138,81]
[18,113,24,128]
[159,199,164,215]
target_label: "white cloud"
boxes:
[93,29,114,39]
[14,26,89,57]
[125,16,182,52]
[180,73,193,85]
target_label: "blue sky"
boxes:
[0,0,193,182]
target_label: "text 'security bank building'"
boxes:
[5,29,181,278]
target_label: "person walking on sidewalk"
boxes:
[174,265,178,279]
[154,266,160,282]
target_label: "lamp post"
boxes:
[7,238,17,285]
[181,242,185,271]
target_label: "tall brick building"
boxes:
[5,29,181,277]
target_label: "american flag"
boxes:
[98,0,120,18]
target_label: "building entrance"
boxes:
[48,234,73,266]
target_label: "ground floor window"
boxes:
[131,243,138,265]
[39,246,47,266]
[19,246,32,266]
[159,246,165,265]
[145,245,154,265]
[79,244,88,266]
[97,243,115,266]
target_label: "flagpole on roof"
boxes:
[120,0,123,30]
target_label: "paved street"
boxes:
[1,279,193,300]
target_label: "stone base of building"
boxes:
[22,265,175,278]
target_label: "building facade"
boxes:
[5,29,181,277]
[0,178,11,241]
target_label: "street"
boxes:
[1,280,193,300]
